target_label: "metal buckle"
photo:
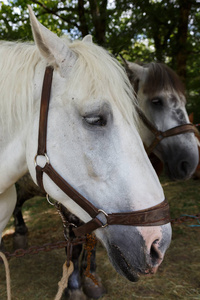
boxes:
[34,153,50,168]
[98,209,108,228]
[46,194,55,206]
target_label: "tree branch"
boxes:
[31,0,81,31]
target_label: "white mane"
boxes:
[0,38,138,133]
[0,41,40,133]
[68,40,138,128]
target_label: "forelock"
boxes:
[143,63,185,99]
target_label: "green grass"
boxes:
[1,176,200,300]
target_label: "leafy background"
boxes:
[1,0,200,121]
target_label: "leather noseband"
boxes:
[135,104,198,156]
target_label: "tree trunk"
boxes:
[154,34,165,62]
[78,0,89,37]
[176,0,192,85]
[88,0,107,46]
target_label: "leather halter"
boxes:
[134,99,198,156]
[34,66,170,237]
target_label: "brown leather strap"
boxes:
[37,66,54,155]
[35,66,54,191]
[146,123,197,155]
[35,67,99,218]
[136,105,198,155]
[42,163,99,218]
[73,199,170,236]
[73,217,103,236]
[35,66,171,237]
[161,123,198,138]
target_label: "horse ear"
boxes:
[28,5,77,77]
[82,35,93,43]
[124,61,147,84]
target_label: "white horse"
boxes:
[124,61,199,180]
[0,6,171,282]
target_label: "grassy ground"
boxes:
[1,176,200,300]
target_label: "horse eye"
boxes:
[151,98,163,106]
[83,115,107,126]
[176,109,185,121]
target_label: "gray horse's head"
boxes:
[125,61,199,180]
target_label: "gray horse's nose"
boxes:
[167,155,198,180]
[178,160,191,178]
[139,224,171,272]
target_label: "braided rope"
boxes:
[0,251,11,300]
[54,261,74,300]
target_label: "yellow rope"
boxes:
[54,260,74,300]
[0,251,11,300]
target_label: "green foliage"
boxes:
[1,0,200,121]
[0,0,32,40]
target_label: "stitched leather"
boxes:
[73,199,170,236]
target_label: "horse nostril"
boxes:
[180,161,189,175]
[150,239,162,267]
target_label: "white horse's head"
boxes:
[125,61,199,180]
[24,7,171,281]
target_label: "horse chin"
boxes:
[107,243,140,282]
[159,139,199,181]
[164,163,178,181]
[96,226,159,283]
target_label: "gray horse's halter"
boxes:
[34,66,171,237]
[135,104,198,155]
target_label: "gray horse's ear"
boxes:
[82,35,93,43]
[28,5,77,77]
[125,61,147,83]
[120,56,147,93]
[119,56,139,85]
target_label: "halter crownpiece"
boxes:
[34,66,171,237]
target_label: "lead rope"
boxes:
[53,201,99,299]
[53,201,75,300]
[0,251,11,300]
[54,261,74,300]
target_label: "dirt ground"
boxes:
[0,176,200,300]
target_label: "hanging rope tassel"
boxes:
[54,260,74,300]
[0,251,11,300]
[84,234,99,286]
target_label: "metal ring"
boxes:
[46,194,55,206]
[98,209,108,228]
[34,153,50,167]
